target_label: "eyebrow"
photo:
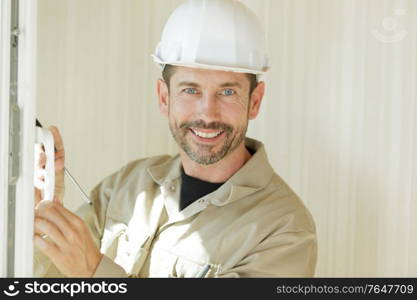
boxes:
[176,81,242,89]
[219,82,242,89]
[177,81,200,88]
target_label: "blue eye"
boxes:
[184,88,198,94]
[221,89,235,96]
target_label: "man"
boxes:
[34,0,317,277]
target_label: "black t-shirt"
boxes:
[179,168,224,211]
[179,147,255,211]
[180,168,223,210]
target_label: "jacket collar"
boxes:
[147,137,275,206]
[147,153,182,185]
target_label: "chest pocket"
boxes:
[100,218,150,275]
[114,233,149,275]
[174,255,216,278]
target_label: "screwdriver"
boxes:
[36,119,92,205]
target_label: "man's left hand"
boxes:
[34,200,103,277]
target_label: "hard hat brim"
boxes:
[152,55,268,76]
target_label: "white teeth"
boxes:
[192,129,223,138]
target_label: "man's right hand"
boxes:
[34,126,65,207]
[33,127,103,277]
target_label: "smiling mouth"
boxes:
[189,128,224,139]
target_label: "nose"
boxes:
[198,92,220,121]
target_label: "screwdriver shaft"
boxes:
[64,167,92,205]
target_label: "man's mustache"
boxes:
[179,120,233,132]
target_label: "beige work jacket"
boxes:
[35,138,317,277]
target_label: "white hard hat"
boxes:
[152,0,269,75]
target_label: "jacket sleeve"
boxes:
[215,230,317,278]
[92,255,129,277]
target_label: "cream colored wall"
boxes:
[37,0,417,277]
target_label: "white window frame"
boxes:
[0,0,37,277]
[0,0,12,278]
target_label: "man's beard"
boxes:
[169,118,248,165]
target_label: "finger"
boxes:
[35,201,76,240]
[48,126,65,171]
[34,217,68,248]
[53,203,87,235]
[34,233,61,259]
[34,224,44,236]
[34,187,45,204]
[34,188,42,206]
[48,126,64,153]
[39,152,46,169]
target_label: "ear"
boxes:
[157,79,169,117]
[248,81,265,120]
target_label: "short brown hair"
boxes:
[162,64,258,96]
